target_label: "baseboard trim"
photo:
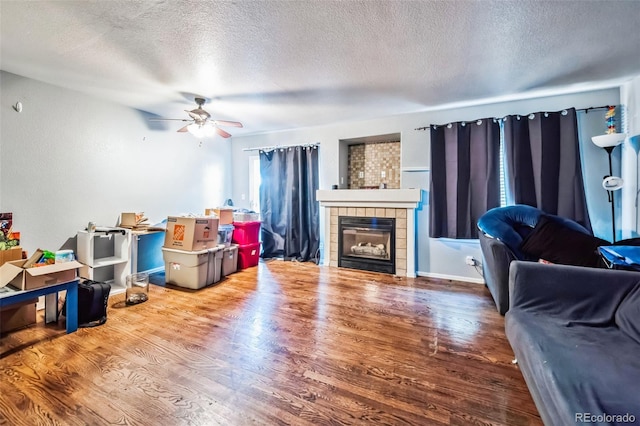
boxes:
[417,271,485,284]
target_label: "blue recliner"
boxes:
[477,205,591,315]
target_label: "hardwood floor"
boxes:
[0,261,541,425]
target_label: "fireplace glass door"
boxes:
[338,216,395,274]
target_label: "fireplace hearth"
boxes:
[338,216,395,274]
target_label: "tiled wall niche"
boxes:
[347,140,401,189]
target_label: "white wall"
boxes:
[0,71,232,256]
[230,88,623,282]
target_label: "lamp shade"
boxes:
[629,134,640,153]
[592,133,627,148]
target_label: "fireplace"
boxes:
[316,188,421,277]
[338,216,395,274]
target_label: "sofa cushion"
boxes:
[616,282,640,345]
[519,215,608,267]
[506,311,640,425]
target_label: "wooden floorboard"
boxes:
[0,261,541,425]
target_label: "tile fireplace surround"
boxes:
[316,189,422,277]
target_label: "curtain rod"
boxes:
[243,142,319,152]
[578,105,614,113]
[414,105,614,131]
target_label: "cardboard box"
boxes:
[121,212,148,227]
[0,301,36,334]
[163,216,219,251]
[205,208,234,225]
[22,248,44,268]
[0,246,22,266]
[121,212,137,227]
[0,259,83,291]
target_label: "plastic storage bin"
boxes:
[237,242,261,270]
[217,224,235,247]
[162,248,209,289]
[233,212,260,222]
[232,221,261,245]
[222,244,238,276]
[208,245,224,284]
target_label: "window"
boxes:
[499,120,508,207]
[249,155,261,213]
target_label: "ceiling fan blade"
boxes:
[215,127,232,138]
[177,125,190,133]
[213,120,243,128]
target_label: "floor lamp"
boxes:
[592,133,626,242]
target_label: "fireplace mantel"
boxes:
[316,188,422,278]
[316,189,421,208]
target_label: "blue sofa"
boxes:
[506,261,640,425]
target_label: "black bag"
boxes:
[63,279,111,327]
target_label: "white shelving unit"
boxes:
[77,229,132,296]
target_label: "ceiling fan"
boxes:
[150,97,243,138]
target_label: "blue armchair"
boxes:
[477,205,594,314]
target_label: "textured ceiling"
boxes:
[2,1,640,136]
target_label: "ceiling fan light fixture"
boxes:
[203,125,216,138]
[152,97,242,138]
[187,123,206,138]
[187,123,218,138]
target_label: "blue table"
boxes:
[0,279,79,333]
[599,246,640,272]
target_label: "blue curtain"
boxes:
[259,145,320,261]
[429,118,501,238]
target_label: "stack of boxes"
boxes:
[160,209,259,288]
[232,213,261,270]
[161,216,222,289]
